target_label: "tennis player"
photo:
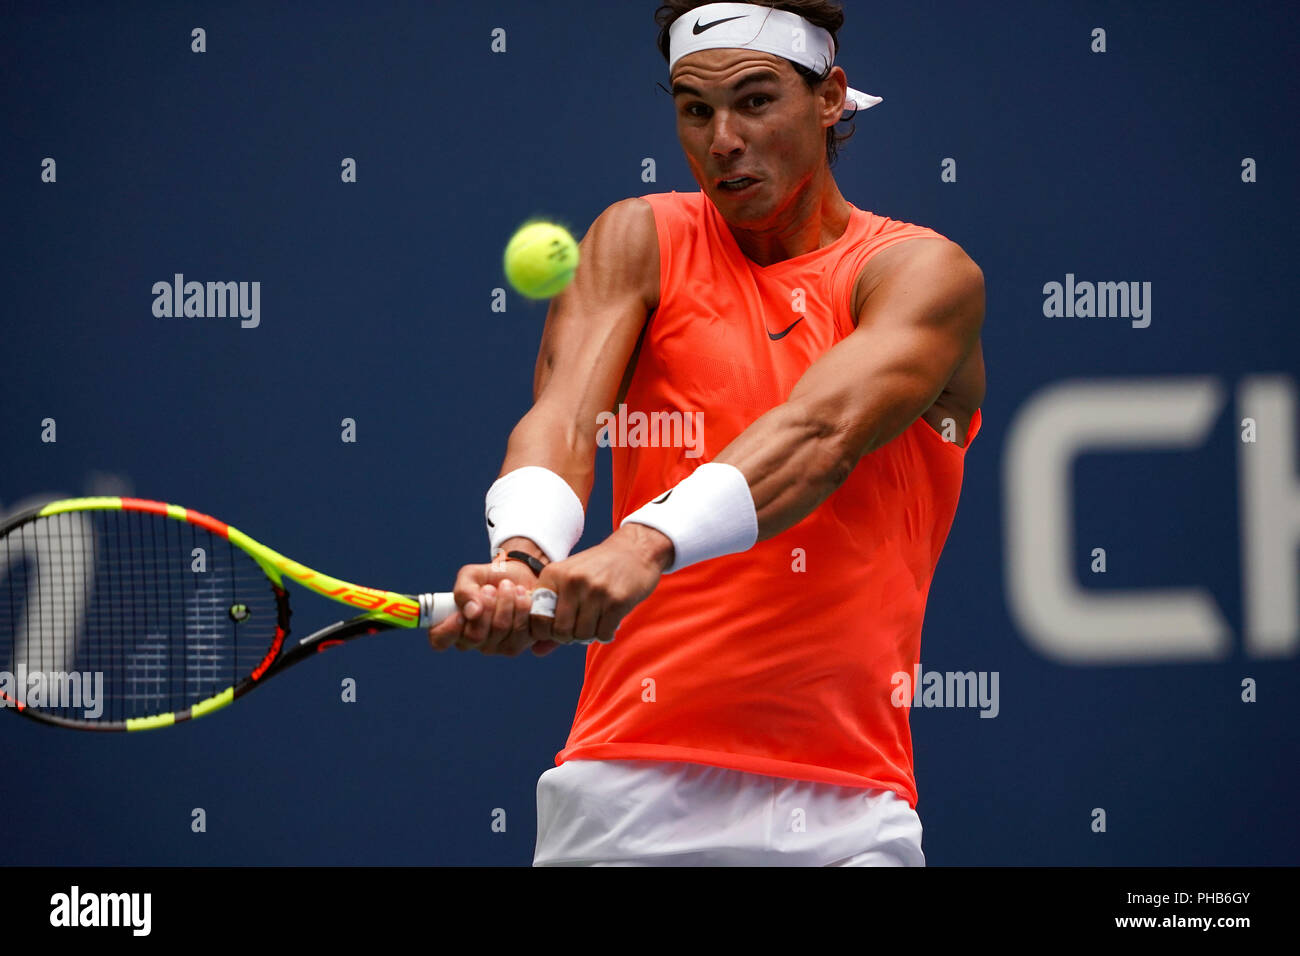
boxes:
[429,0,985,866]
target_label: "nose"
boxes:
[708,110,745,158]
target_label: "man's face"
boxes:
[670,48,841,227]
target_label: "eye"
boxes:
[748,94,772,108]
[684,103,710,117]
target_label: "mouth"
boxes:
[716,175,760,194]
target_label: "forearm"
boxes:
[607,398,861,571]
[595,240,983,576]
[711,401,852,541]
[714,366,939,540]
[499,402,598,504]
[493,402,598,563]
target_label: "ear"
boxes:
[818,66,849,127]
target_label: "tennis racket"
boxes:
[0,496,554,732]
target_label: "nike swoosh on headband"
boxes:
[693,14,747,35]
[669,5,882,114]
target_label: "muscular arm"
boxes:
[429,198,658,653]
[494,198,659,563]
[522,236,985,646]
[716,238,985,542]
[443,222,981,652]
[550,237,985,580]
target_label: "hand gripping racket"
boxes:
[0,496,555,732]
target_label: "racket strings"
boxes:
[0,509,282,723]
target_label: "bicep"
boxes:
[852,238,984,379]
[787,238,984,454]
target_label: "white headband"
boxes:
[668,2,882,114]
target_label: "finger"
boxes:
[494,587,537,657]
[530,640,560,657]
[497,630,530,657]
[550,582,580,643]
[453,565,488,622]
[450,601,481,651]
[593,606,621,645]
[482,578,519,653]
[427,610,465,651]
[498,625,537,657]
[515,582,534,626]
[459,584,497,649]
[573,592,604,644]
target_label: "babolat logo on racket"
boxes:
[273,556,420,620]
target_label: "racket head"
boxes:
[0,497,294,731]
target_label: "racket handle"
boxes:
[415,589,558,626]
[417,589,611,645]
[418,592,459,627]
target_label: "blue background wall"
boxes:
[2,0,1296,865]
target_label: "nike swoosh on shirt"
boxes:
[652,490,673,504]
[485,507,495,528]
[693,14,747,34]
[766,316,804,340]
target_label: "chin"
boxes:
[711,191,767,223]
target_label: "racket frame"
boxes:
[0,496,439,732]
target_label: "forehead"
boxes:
[669,49,794,87]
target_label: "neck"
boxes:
[727,168,851,267]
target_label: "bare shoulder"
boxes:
[580,197,661,312]
[850,237,986,443]
[532,198,662,408]
[850,237,983,317]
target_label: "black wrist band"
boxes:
[505,550,546,576]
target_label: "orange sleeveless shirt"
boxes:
[555,190,981,808]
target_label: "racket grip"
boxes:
[417,589,612,645]
[415,590,560,626]
[418,592,459,627]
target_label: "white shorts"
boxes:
[533,758,924,866]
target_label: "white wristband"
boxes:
[485,466,584,563]
[619,462,757,573]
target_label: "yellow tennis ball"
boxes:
[503,221,580,299]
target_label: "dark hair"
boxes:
[654,0,855,167]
